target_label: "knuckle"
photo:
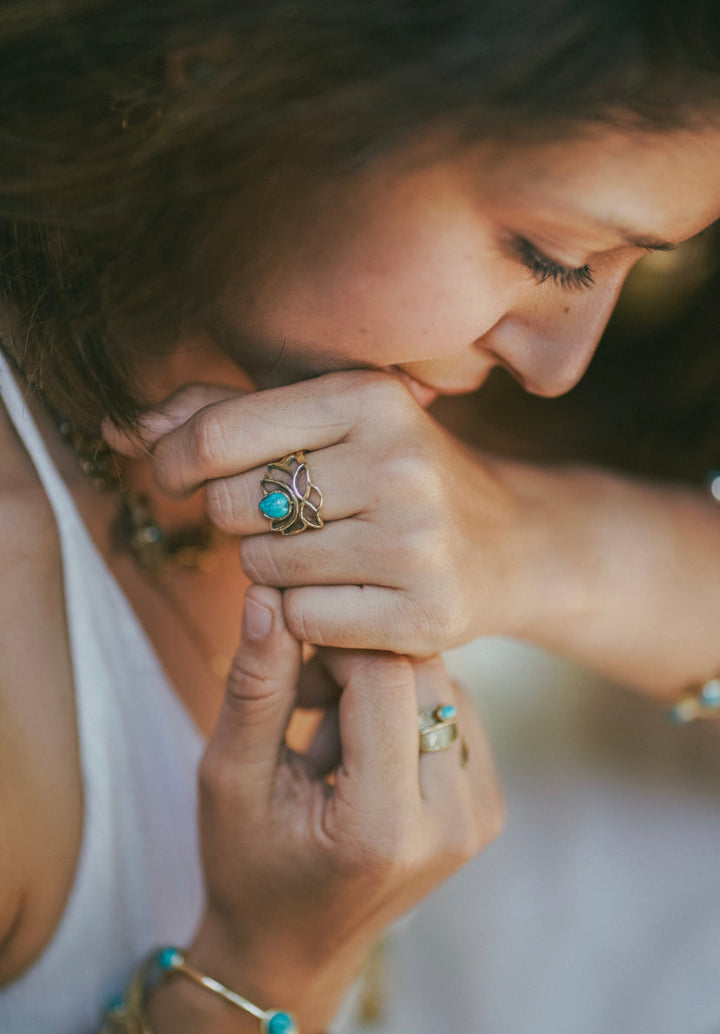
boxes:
[239,537,283,586]
[411,589,466,649]
[172,382,215,414]
[206,478,240,531]
[197,749,240,804]
[355,370,411,416]
[150,436,181,494]
[463,776,506,854]
[381,447,427,492]
[223,655,282,723]
[339,826,418,881]
[283,593,329,647]
[482,784,507,845]
[189,408,228,469]
[361,848,410,883]
[394,526,443,574]
[445,826,482,867]
[346,653,415,696]
[393,595,451,655]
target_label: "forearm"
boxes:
[493,458,720,698]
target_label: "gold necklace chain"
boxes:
[56,416,226,574]
[56,414,234,680]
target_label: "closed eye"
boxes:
[510,235,595,291]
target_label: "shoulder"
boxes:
[0,402,83,986]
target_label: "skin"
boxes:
[2,120,720,1033]
[0,400,502,1034]
[208,126,720,397]
[112,122,720,693]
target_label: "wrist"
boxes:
[146,915,368,1034]
[498,461,720,696]
[148,965,256,1034]
[479,456,594,643]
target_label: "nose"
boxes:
[480,278,625,398]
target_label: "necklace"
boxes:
[56,414,235,682]
[56,417,226,574]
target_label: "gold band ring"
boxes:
[258,450,324,536]
[418,704,459,753]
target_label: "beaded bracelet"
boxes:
[665,473,720,724]
[667,677,720,724]
[101,946,299,1034]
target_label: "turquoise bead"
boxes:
[707,471,720,502]
[266,1012,297,1034]
[437,705,457,721]
[667,704,689,724]
[259,492,291,519]
[700,679,720,708]
[105,995,125,1014]
[157,946,182,970]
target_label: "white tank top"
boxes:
[0,352,205,1034]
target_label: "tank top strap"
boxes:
[0,349,86,539]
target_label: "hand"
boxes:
[106,370,529,654]
[151,585,503,1033]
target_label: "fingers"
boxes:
[102,384,246,458]
[282,585,434,655]
[408,657,504,856]
[317,648,504,861]
[411,656,464,800]
[200,586,302,816]
[319,650,421,815]
[295,653,343,709]
[239,518,398,589]
[411,661,497,818]
[304,707,341,776]
[205,441,371,536]
[143,374,366,497]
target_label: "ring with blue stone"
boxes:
[259,450,324,536]
[667,677,720,724]
[418,703,459,752]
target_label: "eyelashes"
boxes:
[510,235,595,291]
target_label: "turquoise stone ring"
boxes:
[259,450,324,536]
[418,703,459,753]
[259,491,292,520]
[436,704,457,721]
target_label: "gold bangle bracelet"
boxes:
[101,947,299,1034]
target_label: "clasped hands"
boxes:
[106,368,509,1032]
[106,364,720,697]
[105,364,720,1031]
[107,368,536,656]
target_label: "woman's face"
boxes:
[209,123,720,402]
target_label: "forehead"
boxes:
[472,124,720,247]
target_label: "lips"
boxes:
[395,368,495,407]
[398,375,440,409]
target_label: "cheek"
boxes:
[243,231,513,365]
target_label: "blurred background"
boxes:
[337,230,720,1034]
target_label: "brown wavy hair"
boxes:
[0,0,719,434]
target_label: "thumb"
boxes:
[204,585,302,808]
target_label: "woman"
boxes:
[0,1,718,1032]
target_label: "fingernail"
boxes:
[243,595,274,641]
